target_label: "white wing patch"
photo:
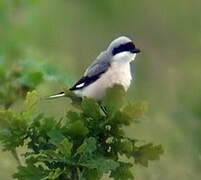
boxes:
[76,83,85,88]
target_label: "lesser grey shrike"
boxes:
[48,36,140,101]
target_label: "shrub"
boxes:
[0,59,163,180]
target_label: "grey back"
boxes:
[84,50,111,77]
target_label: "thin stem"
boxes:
[71,167,78,180]
[11,149,22,166]
[4,101,22,166]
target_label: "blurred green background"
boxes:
[0,0,201,179]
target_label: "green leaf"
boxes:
[74,142,87,156]
[109,111,132,126]
[67,120,89,137]
[0,109,12,128]
[118,140,133,154]
[47,129,65,145]
[123,101,148,121]
[0,110,28,150]
[57,138,72,156]
[81,98,101,119]
[103,84,126,116]
[84,169,102,180]
[79,138,119,173]
[19,59,42,74]
[42,168,64,180]
[66,111,81,122]
[110,162,134,180]
[23,90,39,115]
[18,72,44,89]
[13,158,47,180]
[83,137,97,155]
[78,137,97,162]
[83,157,119,173]
[28,71,44,86]
[133,143,164,167]
[42,64,74,86]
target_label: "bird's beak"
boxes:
[132,48,141,54]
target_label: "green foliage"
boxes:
[23,90,39,114]
[103,84,126,116]
[0,58,73,109]
[0,57,163,179]
[0,85,163,179]
[133,143,164,167]
[0,0,200,179]
[110,162,134,180]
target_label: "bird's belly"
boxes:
[76,63,132,100]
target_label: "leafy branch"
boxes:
[0,59,163,180]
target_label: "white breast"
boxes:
[75,62,132,100]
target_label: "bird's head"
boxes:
[108,36,140,63]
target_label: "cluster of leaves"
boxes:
[0,84,163,180]
[0,58,163,179]
[0,57,73,109]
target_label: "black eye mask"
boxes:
[112,42,140,55]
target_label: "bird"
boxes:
[47,36,140,101]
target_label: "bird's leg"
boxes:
[98,101,108,116]
[101,105,107,115]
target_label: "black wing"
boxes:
[69,70,107,91]
[70,51,110,91]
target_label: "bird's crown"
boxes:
[108,36,140,55]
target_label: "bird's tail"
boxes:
[43,92,66,100]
